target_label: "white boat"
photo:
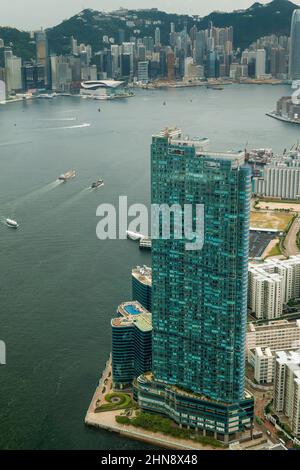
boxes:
[126,230,146,241]
[37,93,56,99]
[6,218,19,228]
[58,170,76,182]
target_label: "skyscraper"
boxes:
[289,9,300,80]
[135,129,254,442]
[35,29,50,87]
[155,27,161,47]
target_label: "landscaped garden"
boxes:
[115,411,224,448]
[95,392,134,413]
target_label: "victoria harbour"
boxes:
[0,83,300,449]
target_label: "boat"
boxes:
[37,93,56,99]
[6,218,19,229]
[139,237,152,250]
[126,230,146,241]
[91,179,104,189]
[58,170,76,182]
[207,85,224,90]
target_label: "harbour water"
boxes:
[0,84,299,449]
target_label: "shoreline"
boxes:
[266,111,300,125]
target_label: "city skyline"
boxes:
[2,0,300,30]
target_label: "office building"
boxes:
[4,49,22,93]
[289,9,300,80]
[255,49,266,78]
[135,128,254,442]
[35,29,50,87]
[111,301,152,390]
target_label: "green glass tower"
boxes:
[135,128,254,442]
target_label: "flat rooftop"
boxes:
[155,127,245,166]
[132,265,152,287]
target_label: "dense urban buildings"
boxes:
[248,256,300,320]
[0,7,298,98]
[133,128,254,442]
[246,320,300,384]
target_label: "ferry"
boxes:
[6,218,19,229]
[58,170,76,182]
[91,179,104,189]
[126,230,146,241]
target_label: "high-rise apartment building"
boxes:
[274,351,300,436]
[135,128,254,442]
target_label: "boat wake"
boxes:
[37,117,77,122]
[0,180,62,211]
[0,140,33,148]
[47,123,91,130]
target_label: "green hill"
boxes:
[0,0,298,60]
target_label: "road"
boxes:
[283,216,300,256]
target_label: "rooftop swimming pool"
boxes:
[124,305,141,315]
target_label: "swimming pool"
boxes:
[124,305,141,315]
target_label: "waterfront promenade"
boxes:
[84,358,223,451]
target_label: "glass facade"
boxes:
[150,133,251,405]
[289,10,300,80]
[111,302,152,389]
[132,268,152,312]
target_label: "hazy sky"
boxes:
[2,0,300,30]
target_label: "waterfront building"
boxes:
[50,55,72,92]
[253,150,300,200]
[35,29,50,87]
[0,79,5,102]
[22,63,45,91]
[111,301,152,390]
[135,128,254,442]
[132,266,152,311]
[289,9,300,80]
[273,351,300,437]
[255,49,266,78]
[80,80,129,99]
[4,50,22,93]
[137,61,149,83]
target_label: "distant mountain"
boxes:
[197,0,298,49]
[0,0,298,60]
